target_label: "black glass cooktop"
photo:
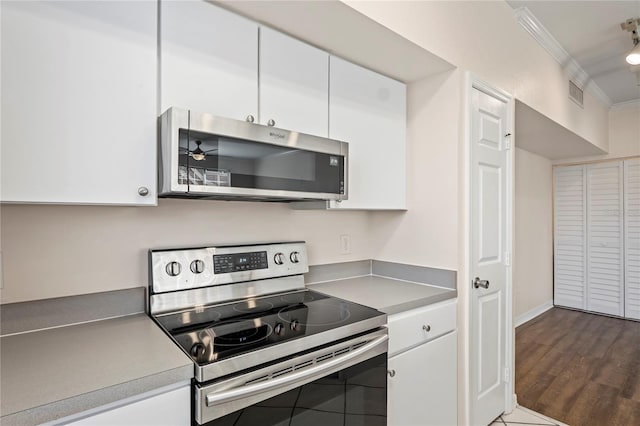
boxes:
[153,290,384,366]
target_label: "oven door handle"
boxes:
[205,334,388,407]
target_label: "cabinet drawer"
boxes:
[388,299,456,356]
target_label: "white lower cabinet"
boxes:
[387,300,457,426]
[61,385,190,426]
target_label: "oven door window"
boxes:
[178,129,344,195]
[201,354,386,426]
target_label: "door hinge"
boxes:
[504,367,511,382]
[504,133,512,150]
[504,251,511,266]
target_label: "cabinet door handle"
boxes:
[246,114,255,123]
[267,119,276,127]
[138,186,149,196]
[422,324,431,332]
[388,369,396,377]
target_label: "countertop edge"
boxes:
[1,364,194,426]
[380,289,458,315]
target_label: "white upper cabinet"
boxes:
[1,1,157,205]
[328,56,407,210]
[160,1,258,120]
[259,27,329,137]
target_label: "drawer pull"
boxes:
[388,369,396,377]
[422,324,431,332]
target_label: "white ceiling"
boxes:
[507,0,640,106]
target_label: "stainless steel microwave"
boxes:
[158,108,348,201]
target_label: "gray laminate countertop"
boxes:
[0,314,193,425]
[308,275,457,315]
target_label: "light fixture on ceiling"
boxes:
[621,17,640,65]
[191,140,206,161]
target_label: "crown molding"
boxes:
[514,6,613,109]
[610,99,640,111]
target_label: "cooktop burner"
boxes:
[232,300,275,313]
[155,290,378,366]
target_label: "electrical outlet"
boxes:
[340,235,351,255]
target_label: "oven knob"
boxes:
[274,252,285,265]
[274,323,284,335]
[190,259,205,274]
[290,319,299,331]
[165,261,181,277]
[190,343,206,358]
[290,251,300,263]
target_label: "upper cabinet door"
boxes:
[329,57,407,210]
[1,1,157,205]
[259,27,329,137]
[160,1,258,120]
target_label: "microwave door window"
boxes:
[214,138,341,194]
[180,129,343,194]
[179,130,229,187]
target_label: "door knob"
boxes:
[473,277,490,289]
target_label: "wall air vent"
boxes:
[569,80,584,108]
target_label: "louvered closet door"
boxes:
[587,162,625,316]
[625,159,640,320]
[554,165,587,310]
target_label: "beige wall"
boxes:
[370,69,460,270]
[0,201,371,303]
[554,105,640,165]
[513,148,553,319]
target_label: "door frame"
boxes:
[462,72,516,422]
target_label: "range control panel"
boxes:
[150,242,308,294]
[213,251,268,274]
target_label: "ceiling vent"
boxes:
[569,80,584,107]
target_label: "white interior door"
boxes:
[625,159,640,320]
[469,86,510,426]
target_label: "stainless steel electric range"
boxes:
[148,242,388,426]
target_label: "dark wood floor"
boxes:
[516,307,640,426]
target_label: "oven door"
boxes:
[195,329,387,426]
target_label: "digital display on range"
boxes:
[213,251,268,274]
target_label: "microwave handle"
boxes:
[205,334,388,407]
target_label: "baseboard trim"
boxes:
[515,300,553,327]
